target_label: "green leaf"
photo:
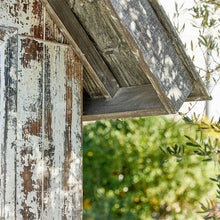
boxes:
[210,178,218,182]
[185,135,201,147]
[202,158,212,162]
[183,117,193,123]
[159,146,167,154]
[160,160,167,165]
[186,142,200,147]
[191,40,194,51]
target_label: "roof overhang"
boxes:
[41,0,211,121]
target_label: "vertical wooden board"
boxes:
[15,37,83,219]
[42,43,67,219]
[0,31,18,219]
[64,48,83,219]
[0,40,4,218]
[16,36,44,219]
[41,44,83,219]
[0,1,83,219]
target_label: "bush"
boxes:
[83,116,216,219]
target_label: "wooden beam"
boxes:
[67,0,151,89]
[40,0,119,99]
[0,27,18,219]
[107,0,194,113]
[186,82,212,101]
[83,85,167,121]
[148,0,211,102]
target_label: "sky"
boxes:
[160,0,220,121]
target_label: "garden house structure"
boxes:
[0,0,210,219]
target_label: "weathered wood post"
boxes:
[0,1,83,219]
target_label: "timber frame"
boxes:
[0,0,210,219]
[40,0,210,121]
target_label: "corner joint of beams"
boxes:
[40,0,119,99]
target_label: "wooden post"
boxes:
[0,1,83,219]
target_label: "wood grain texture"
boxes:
[83,85,167,121]
[17,36,44,220]
[148,0,211,102]
[0,35,83,219]
[108,0,194,112]
[0,27,18,219]
[0,0,66,42]
[0,1,83,218]
[67,0,150,88]
[40,0,119,99]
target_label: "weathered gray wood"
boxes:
[40,0,119,99]
[83,68,109,99]
[148,0,211,102]
[83,85,167,121]
[0,1,83,219]
[187,85,212,101]
[0,27,18,219]
[67,0,150,88]
[107,0,194,112]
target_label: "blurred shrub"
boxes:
[83,116,216,219]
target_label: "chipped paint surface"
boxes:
[0,29,18,219]
[0,0,67,42]
[0,1,83,219]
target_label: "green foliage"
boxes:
[83,117,216,219]
[171,0,220,80]
[192,0,219,59]
[162,116,220,219]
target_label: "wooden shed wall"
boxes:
[0,1,83,219]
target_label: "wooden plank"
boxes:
[148,0,211,102]
[40,0,119,99]
[0,0,66,42]
[67,0,151,88]
[187,82,212,101]
[107,0,194,113]
[83,85,167,121]
[83,68,108,99]
[16,36,44,219]
[16,37,83,219]
[1,1,83,219]
[0,27,18,219]
[0,27,83,219]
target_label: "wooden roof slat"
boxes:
[39,0,210,121]
[148,0,211,102]
[83,84,167,121]
[40,0,119,99]
[108,0,195,113]
[67,0,151,88]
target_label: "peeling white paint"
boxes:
[45,44,67,220]
[0,1,83,219]
[0,31,18,219]
[0,0,42,36]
